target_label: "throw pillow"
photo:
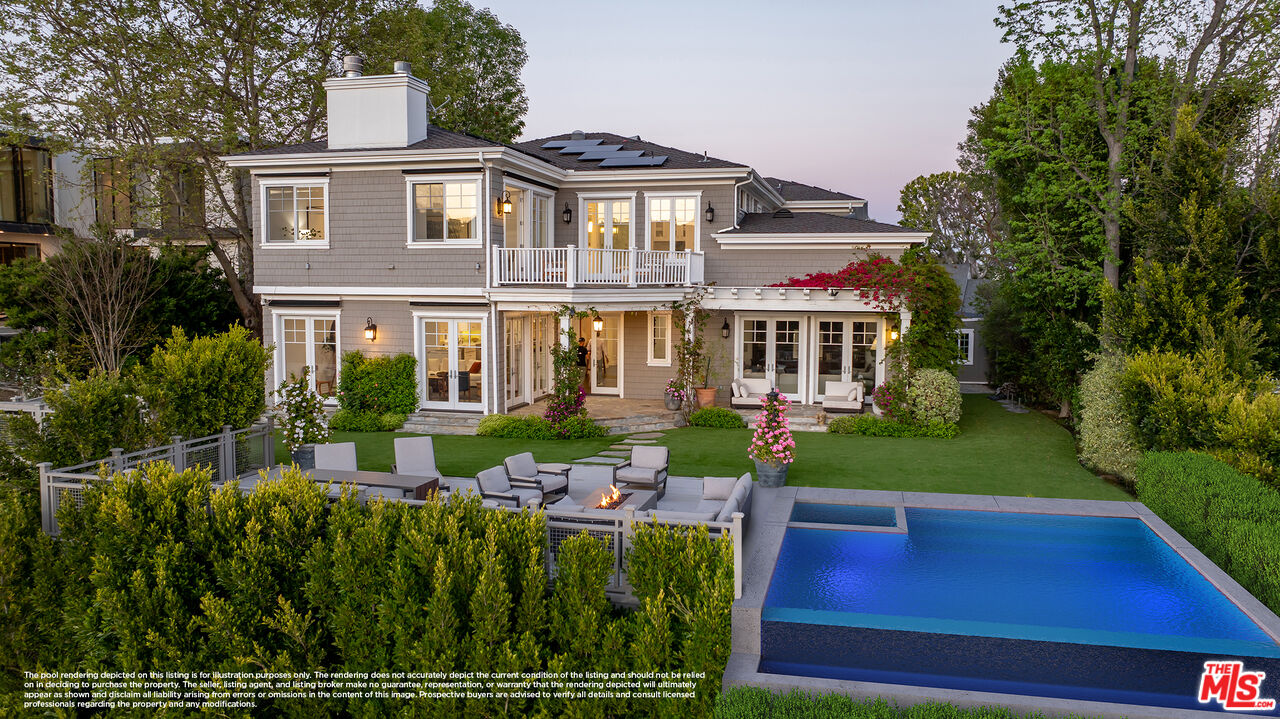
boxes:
[703,475,737,500]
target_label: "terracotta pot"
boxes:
[695,387,718,407]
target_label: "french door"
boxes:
[419,317,485,411]
[505,316,524,405]
[582,313,623,396]
[739,316,804,400]
[276,314,339,399]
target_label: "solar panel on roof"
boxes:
[576,148,641,160]
[541,139,603,150]
[559,143,617,155]
[597,156,668,167]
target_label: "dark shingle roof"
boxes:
[944,264,989,318]
[763,177,863,202]
[227,125,500,156]
[720,212,921,235]
[513,132,746,171]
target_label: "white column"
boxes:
[559,313,571,350]
[899,309,912,336]
[873,316,885,415]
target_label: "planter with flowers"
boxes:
[275,367,331,469]
[748,389,795,488]
[664,378,687,411]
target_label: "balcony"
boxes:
[492,245,704,287]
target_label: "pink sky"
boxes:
[477,0,1011,223]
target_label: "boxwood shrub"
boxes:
[336,351,417,415]
[689,407,747,429]
[328,409,407,432]
[828,414,958,439]
[477,413,608,440]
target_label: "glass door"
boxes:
[279,316,338,399]
[585,313,622,395]
[503,187,526,247]
[815,320,849,400]
[738,316,805,401]
[421,318,485,411]
[584,199,631,280]
[505,315,524,405]
[531,314,551,398]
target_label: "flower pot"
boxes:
[664,395,683,411]
[754,460,789,488]
[291,443,316,470]
[695,387,718,407]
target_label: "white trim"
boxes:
[404,174,482,246]
[501,180,554,249]
[256,286,485,298]
[577,192,638,250]
[584,312,625,397]
[782,199,867,211]
[646,311,673,367]
[957,328,975,366]
[269,309,342,403]
[487,287,693,306]
[413,314,488,412]
[259,178,330,249]
[712,232,930,251]
[643,190,702,252]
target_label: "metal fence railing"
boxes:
[0,399,51,445]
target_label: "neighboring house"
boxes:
[222,57,931,415]
[0,139,94,262]
[945,263,990,390]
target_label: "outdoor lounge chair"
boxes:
[614,445,669,498]
[729,377,772,409]
[390,436,444,483]
[821,381,864,413]
[503,452,569,501]
[313,441,358,471]
[475,466,543,509]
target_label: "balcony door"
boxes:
[579,313,623,396]
[418,317,485,411]
[582,198,632,281]
[738,316,804,401]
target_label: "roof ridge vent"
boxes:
[772,208,794,218]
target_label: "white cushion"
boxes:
[549,497,583,512]
[739,377,772,395]
[650,509,718,523]
[703,476,738,501]
[716,496,741,523]
[695,498,725,513]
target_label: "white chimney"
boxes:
[325,56,432,149]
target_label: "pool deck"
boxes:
[725,486,1280,719]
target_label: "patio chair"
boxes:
[730,377,772,409]
[475,466,542,509]
[821,381,864,413]
[313,441,358,471]
[503,452,569,501]
[614,445,669,498]
[391,436,444,483]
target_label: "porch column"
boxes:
[559,313,571,350]
[899,309,912,336]
[874,316,886,415]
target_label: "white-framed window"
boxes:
[647,311,672,366]
[957,329,974,366]
[645,192,700,251]
[273,312,340,400]
[260,179,329,247]
[579,193,635,250]
[502,182,553,248]
[406,176,480,245]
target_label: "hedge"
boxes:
[336,351,417,415]
[328,409,408,432]
[689,407,747,429]
[0,466,733,716]
[828,415,958,439]
[139,326,269,439]
[714,687,1099,718]
[1135,451,1280,613]
[477,413,608,440]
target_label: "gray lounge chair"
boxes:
[391,436,444,483]
[313,441,358,471]
[475,466,542,508]
[614,445,669,498]
[503,452,569,501]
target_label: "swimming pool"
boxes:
[760,507,1280,713]
[787,502,897,527]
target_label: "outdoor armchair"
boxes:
[614,445,669,498]
[503,452,569,501]
[313,442,358,472]
[475,466,542,509]
[391,436,444,482]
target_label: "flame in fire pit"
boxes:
[597,484,624,509]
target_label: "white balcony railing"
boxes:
[493,245,705,287]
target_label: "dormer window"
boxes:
[261,179,328,246]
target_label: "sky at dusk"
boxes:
[476,0,1014,224]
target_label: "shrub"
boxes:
[336,351,417,415]
[9,370,153,467]
[828,414,959,439]
[553,413,608,439]
[907,368,961,425]
[476,414,557,439]
[274,367,330,451]
[1076,352,1141,482]
[328,409,407,433]
[477,413,518,437]
[748,392,795,467]
[689,407,746,429]
[1136,452,1280,613]
[138,326,269,438]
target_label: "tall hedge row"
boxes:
[0,466,733,717]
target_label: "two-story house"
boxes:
[0,139,95,263]
[223,58,929,416]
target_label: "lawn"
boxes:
[279,395,1130,501]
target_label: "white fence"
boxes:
[493,245,705,287]
[0,399,51,444]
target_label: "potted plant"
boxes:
[275,367,330,469]
[749,389,795,487]
[695,347,721,408]
[663,378,686,411]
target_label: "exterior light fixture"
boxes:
[562,202,572,224]
[500,190,513,215]
[826,287,840,298]
[592,314,604,333]
[705,202,715,223]
[721,318,731,338]
[890,329,900,341]
[364,317,377,341]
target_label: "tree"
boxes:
[898,171,1006,277]
[0,0,529,335]
[996,0,1280,289]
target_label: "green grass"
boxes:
[281,395,1129,500]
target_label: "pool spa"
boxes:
[730,490,1280,717]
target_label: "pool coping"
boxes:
[726,487,1280,718]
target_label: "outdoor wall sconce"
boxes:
[826,287,840,298]
[721,318,731,338]
[705,201,715,223]
[499,190,513,215]
[592,314,604,334]
[890,329,900,341]
[364,317,378,341]
[562,202,573,224]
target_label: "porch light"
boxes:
[592,314,604,333]
[890,329,899,341]
[364,317,377,341]
[721,318,731,338]
[562,202,572,224]
[704,201,715,223]
[500,190,513,215]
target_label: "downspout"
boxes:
[732,174,751,230]
[482,150,499,415]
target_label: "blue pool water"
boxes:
[789,503,897,527]
[764,508,1279,657]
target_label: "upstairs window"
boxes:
[160,163,205,230]
[93,157,132,229]
[647,195,697,251]
[263,181,327,245]
[410,178,478,243]
[1,147,53,225]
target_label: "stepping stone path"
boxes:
[622,438,658,444]
[599,450,631,457]
[609,444,634,451]
[573,456,629,465]
[628,432,666,439]
[997,399,1030,414]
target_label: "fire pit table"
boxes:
[578,486,658,514]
